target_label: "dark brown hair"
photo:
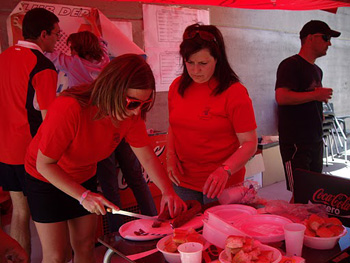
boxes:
[22,8,59,40]
[178,23,240,97]
[61,54,155,120]
[67,31,104,61]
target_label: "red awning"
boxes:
[100,0,350,11]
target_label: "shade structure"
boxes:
[99,0,350,11]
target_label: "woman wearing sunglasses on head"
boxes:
[24,54,186,263]
[167,23,258,204]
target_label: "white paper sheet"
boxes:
[143,4,209,91]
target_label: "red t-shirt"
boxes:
[0,43,57,164]
[168,77,257,192]
[25,96,150,183]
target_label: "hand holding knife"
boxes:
[106,208,165,221]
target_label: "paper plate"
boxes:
[204,204,257,222]
[119,213,205,241]
[234,214,292,243]
[219,242,282,263]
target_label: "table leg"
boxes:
[103,248,115,263]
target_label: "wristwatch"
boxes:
[222,165,232,176]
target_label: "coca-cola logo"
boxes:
[312,188,350,216]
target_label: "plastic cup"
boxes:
[284,223,306,257]
[177,242,203,263]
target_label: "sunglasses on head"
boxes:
[183,29,217,43]
[314,34,331,42]
[125,97,152,110]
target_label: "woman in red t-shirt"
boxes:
[167,24,258,204]
[25,54,185,263]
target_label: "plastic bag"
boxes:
[258,199,328,223]
[218,180,265,205]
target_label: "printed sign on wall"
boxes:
[7,1,144,57]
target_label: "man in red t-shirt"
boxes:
[0,8,59,257]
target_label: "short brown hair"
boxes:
[61,54,155,121]
[22,8,59,40]
[67,31,104,61]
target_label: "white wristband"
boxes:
[79,190,91,205]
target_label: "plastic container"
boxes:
[236,214,293,243]
[303,227,347,250]
[204,204,257,221]
[207,212,248,236]
[202,218,248,249]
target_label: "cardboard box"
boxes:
[245,153,264,186]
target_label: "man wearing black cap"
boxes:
[275,20,340,201]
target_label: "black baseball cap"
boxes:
[299,20,341,40]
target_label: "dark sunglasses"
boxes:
[125,97,152,110]
[314,34,331,42]
[183,29,217,43]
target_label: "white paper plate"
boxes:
[219,242,282,263]
[119,214,205,241]
[234,214,292,243]
[204,204,257,222]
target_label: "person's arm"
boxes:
[131,145,186,218]
[275,87,333,105]
[45,50,74,72]
[12,14,23,30]
[0,229,28,263]
[203,129,258,199]
[166,126,184,186]
[32,66,57,118]
[41,109,47,120]
[83,8,101,38]
[36,150,119,215]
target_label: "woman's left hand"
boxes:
[81,191,119,216]
[160,190,187,219]
[203,166,229,199]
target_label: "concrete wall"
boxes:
[1,1,350,135]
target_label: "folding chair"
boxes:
[323,103,347,163]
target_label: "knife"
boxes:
[107,208,165,221]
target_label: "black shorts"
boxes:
[0,162,26,193]
[26,174,97,223]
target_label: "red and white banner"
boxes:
[7,1,145,57]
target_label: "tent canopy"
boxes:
[102,0,350,11]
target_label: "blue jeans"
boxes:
[172,184,217,205]
[97,139,157,232]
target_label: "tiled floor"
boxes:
[3,151,350,263]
